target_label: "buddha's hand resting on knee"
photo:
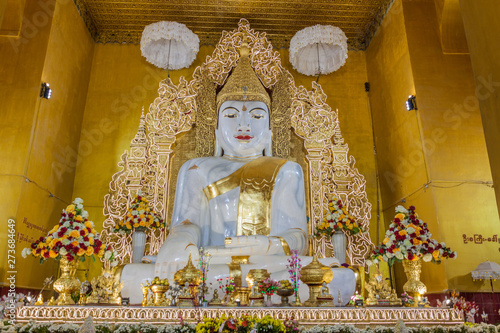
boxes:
[207,235,284,256]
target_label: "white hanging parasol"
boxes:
[289,25,348,77]
[140,21,199,70]
[471,261,500,292]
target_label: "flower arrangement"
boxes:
[114,192,166,234]
[286,250,302,302]
[198,247,212,302]
[217,277,235,296]
[196,315,285,333]
[401,292,414,306]
[258,278,280,296]
[455,297,480,322]
[367,205,457,266]
[315,196,362,237]
[348,292,365,306]
[283,317,299,333]
[21,198,112,263]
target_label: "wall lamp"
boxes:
[406,95,417,111]
[40,82,52,99]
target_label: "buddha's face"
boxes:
[217,100,271,157]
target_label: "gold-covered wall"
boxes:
[460,0,500,235]
[366,0,499,293]
[0,0,94,289]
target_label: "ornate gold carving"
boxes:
[194,68,217,157]
[102,19,373,267]
[74,0,395,51]
[271,71,293,158]
[86,268,124,305]
[16,306,464,326]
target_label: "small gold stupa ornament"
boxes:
[174,253,201,305]
[174,254,201,286]
[300,254,333,307]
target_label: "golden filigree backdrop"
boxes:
[72,0,394,50]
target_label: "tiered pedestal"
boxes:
[17,306,463,326]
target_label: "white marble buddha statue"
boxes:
[120,42,355,304]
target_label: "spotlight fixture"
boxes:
[406,95,417,111]
[40,82,52,99]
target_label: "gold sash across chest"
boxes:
[203,156,287,236]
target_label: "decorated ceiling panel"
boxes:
[73,0,394,50]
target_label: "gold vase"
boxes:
[402,259,427,302]
[53,257,80,305]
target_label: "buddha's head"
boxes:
[215,40,272,158]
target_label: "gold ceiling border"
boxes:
[102,19,372,266]
[16,306,464,326]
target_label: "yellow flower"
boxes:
[134,222,139,228]
[126,224,132,230]
[399,230,407,236]
[77,248,86,256]
[432,250,440,260]
[89,237,94,245]
[139,221,146,227]
[85,221,93,229]
[347,224,353,230]
[71,241,79,246]
[49,239,59,248]
[395,213,404,220]
[139,214,146,220]
[412,239,421,245]
[75,215,83,222]
[49,226,58,234]
[86,247,94,256]
[49,250,58,258]
[66,204,75,212]
[46,236,52,243]
[98,250,104,257]
[70,230,80,238]
[340,214,345,220]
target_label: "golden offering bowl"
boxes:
[151,284,170,306]
[300,255,333,307]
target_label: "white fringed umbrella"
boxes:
[140,21,199,70]
[471,261,500,292]
[289,25,348,76]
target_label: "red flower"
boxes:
[80,229,85,236]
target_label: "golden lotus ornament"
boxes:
[300,254,333,307]
[53,257,80,305]
[402,259,427,303]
